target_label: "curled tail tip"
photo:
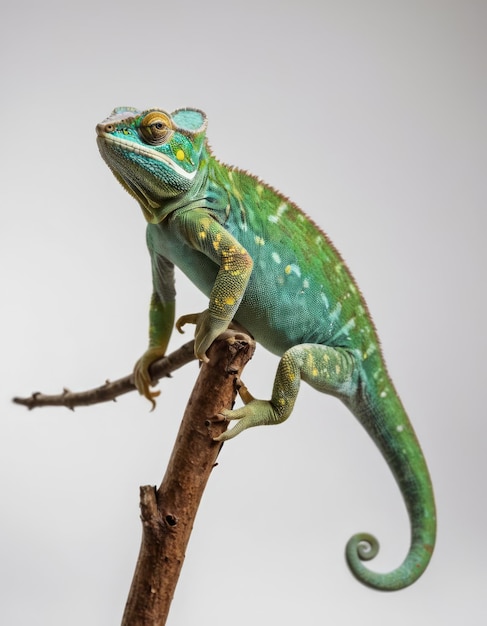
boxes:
[346,533,380,562]
[345,532,433,592]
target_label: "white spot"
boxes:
[380,390,387,398]
[277,202,288,217]
[330,317,356,342]
[303,278,310,289]
[268,215,279,224]
[396,425,404,433]
[366,342,377,356]
[321,292,329,308]
[272,252,281,264]
[329,302,342,320]
[288,263,301,277]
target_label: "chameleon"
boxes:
[96,106,436,591]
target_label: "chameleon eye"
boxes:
[139,111,174,146]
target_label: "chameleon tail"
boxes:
[345,376,436,591]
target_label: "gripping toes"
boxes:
[133,347,165,409]
[214,399,283,442]
[177,309,229,362]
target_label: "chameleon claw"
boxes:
[205,414,229,426]
[176,312,201,334]
[133,346,166,408]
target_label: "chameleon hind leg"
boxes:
[215,343,358,441]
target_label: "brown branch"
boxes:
[121,331,255,626]
[12,340,196,410]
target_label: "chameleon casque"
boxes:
[96,106,436,591]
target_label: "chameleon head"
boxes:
[96,107,207,223]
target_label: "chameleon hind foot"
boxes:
[214,378,283,442]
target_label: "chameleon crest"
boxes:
[97,107,436,591]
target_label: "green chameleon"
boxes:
[96,106,436,591]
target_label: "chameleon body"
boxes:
[96,107,436,591]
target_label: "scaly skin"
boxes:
[96,107,436,591]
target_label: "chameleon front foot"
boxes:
[133,347,166,409]
[176,309,230,363]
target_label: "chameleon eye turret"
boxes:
[139,111,174,146]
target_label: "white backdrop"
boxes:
[1,1,485,624]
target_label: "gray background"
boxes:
[1,0,484,624]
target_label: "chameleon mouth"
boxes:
[97,132,198,182]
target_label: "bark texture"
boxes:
[121,331,255,626]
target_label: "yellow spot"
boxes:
[312,367,318,377]
[212,233,222,251]
[285,265,291,275]
[288,372,296,382]
[225,296,236,306]
[198,231,207,239]
[323,354,330,363]
[255,235,265,246]
[278,398,286,406]
[176,149,185,161]
[335,364,341,374]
